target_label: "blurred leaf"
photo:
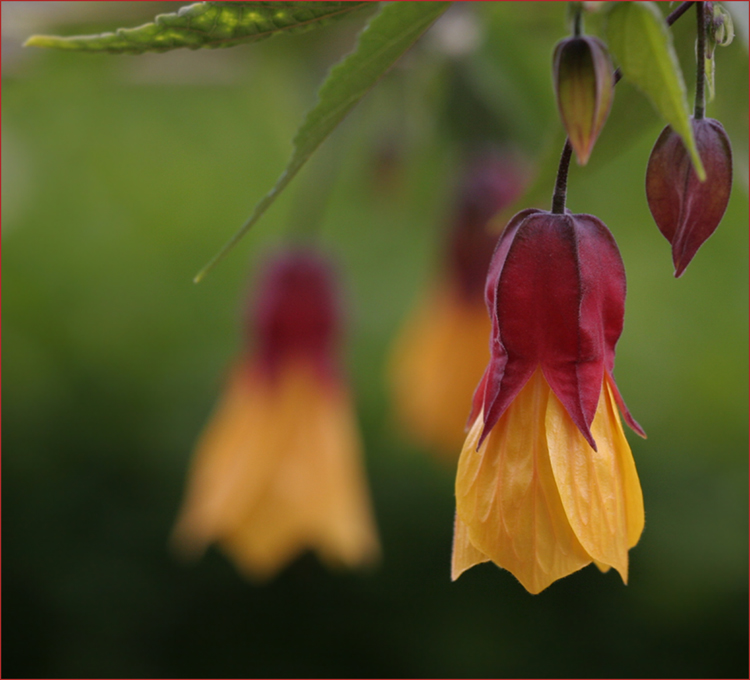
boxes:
[606,1,706,180]
[194,0,451,282]
[24,2,370,54]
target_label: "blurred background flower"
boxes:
[388,150,526,460]
[172,250,380,581]
[3,2,748,677]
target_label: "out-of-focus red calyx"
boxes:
[250,251,341,379]
[448,153,526,299]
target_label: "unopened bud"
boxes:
[553,36,614,165]
[646,117,733,277]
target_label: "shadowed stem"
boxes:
[551,141,573,214]
[573,4,583,37]
[551,1,696,213]
[694,1,706,119]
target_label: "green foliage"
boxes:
[194,0,451,281]
[24,2,370,54]
[606,1,706,180]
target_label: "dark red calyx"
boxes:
[470,209,644,450]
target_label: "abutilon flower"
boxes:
[553,35,614,165]
[452,208,646,594]
[172,251,380,580]
[389,154,526,458]
[646,117,732,277]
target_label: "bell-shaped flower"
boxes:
[389,153,526,458]
[646,117,732,277]
[172,250,380,580]
[553,35,614,165]
[452,209,645,594]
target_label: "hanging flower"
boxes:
[172,250,380,580]
[389,153,526,458]
[452,208,646,594]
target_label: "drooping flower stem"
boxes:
[551,139,573,214]
[694,1,707,119]
[551,1,695,212]
[572,3,583,37]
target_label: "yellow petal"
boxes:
[455,368,592,594]
[170,362,282,556]
[451,511,490,581]
[173,360,380,581]
[545,374,644,584]
[389,286,491,456]
[604,377,645,549]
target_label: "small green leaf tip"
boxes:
[193,1,450,282]
[24,2,371,55]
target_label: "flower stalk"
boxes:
[551,140,573,214]
[695,1,707,119]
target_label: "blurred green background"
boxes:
[3,2,748,677]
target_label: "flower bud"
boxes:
[645,117,732,277]
[553,36,614,165]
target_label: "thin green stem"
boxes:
[572,4,583,37]
[694,1,706,119]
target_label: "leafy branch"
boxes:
[193,1,451,282]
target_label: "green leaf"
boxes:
[605,1,705,180]
[194,1,451,282]
[24,2,370,54]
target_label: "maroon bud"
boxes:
[553,36,614,165]
[250,250,341,378]
[646,117,733,277]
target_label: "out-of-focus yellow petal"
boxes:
[173,360,380,581]
[545,373,644,583]
[455,368,592,594]
[451,511,490,581]
[171,362,280,557]
[389,286,491,457]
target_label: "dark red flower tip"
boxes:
[646,117,733,278]
[470,209,644,450]
[249,250,341,378]
[448,153,527,299]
